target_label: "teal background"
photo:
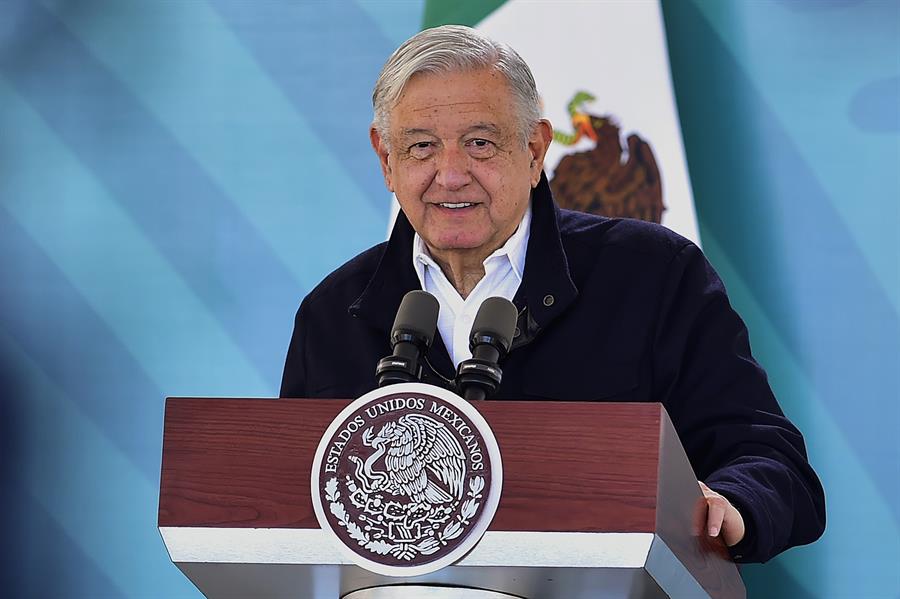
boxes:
[0,0,897,597]
[662,1,899,597]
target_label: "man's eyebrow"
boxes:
[463,123,503,136]
[399,128,435,137]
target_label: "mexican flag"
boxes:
[422,0,700,244]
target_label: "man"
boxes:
[281,25,825,563]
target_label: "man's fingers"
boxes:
[706,496,727,537]
[698,481,747,547]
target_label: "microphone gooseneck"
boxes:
[456,297,518,401]
[375,290,440,387]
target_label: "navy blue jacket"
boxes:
[281,174,825,563]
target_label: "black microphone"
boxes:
[456,297,518,401]
[375,290,440,387]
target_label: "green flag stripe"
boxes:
[422,0,506,28]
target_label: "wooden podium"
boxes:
[158,398,745,598]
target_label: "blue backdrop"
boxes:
[0,1,897,597]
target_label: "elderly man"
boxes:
[281,25,825,564]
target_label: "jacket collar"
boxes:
[348,203,420,331]
[349,172,579,353]
[509,172,578,350]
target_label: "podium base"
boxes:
[344,588,520,599]
[164,528,723,598]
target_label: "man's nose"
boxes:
[434,148,471,191]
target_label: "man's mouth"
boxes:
[437,202,475,209]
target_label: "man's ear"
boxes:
[370,126,394,192]
[528,119,553,188]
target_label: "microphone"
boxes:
[375,290,440,387]
[456,297,518,401]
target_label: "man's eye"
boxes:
[466,138,496,156]
[408,142,434,159]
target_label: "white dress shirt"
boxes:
[412,204,531,367]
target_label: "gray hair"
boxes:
[372,25,542,147]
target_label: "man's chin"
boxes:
[423,236,492,256]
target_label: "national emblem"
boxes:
[311,383,503,577]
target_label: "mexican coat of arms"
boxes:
[311,382,503,577]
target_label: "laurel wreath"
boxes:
[324,475,485,561]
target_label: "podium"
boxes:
[158,398,744,598]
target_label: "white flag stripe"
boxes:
[478,0,700,243]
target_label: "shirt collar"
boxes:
[412,203,532,289]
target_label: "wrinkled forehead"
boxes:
[387,68,517,130]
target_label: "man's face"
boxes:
[371,68,551,264]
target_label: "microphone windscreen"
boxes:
[392,290,440,346]
[471,296,518,351]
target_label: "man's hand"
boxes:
[699,481,746,547]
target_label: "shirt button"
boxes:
[542,294,555,307]
[513,327,521,338]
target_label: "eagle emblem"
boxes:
[349,415,466,506]
[550,90,665,223]
[311,384,502,577]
